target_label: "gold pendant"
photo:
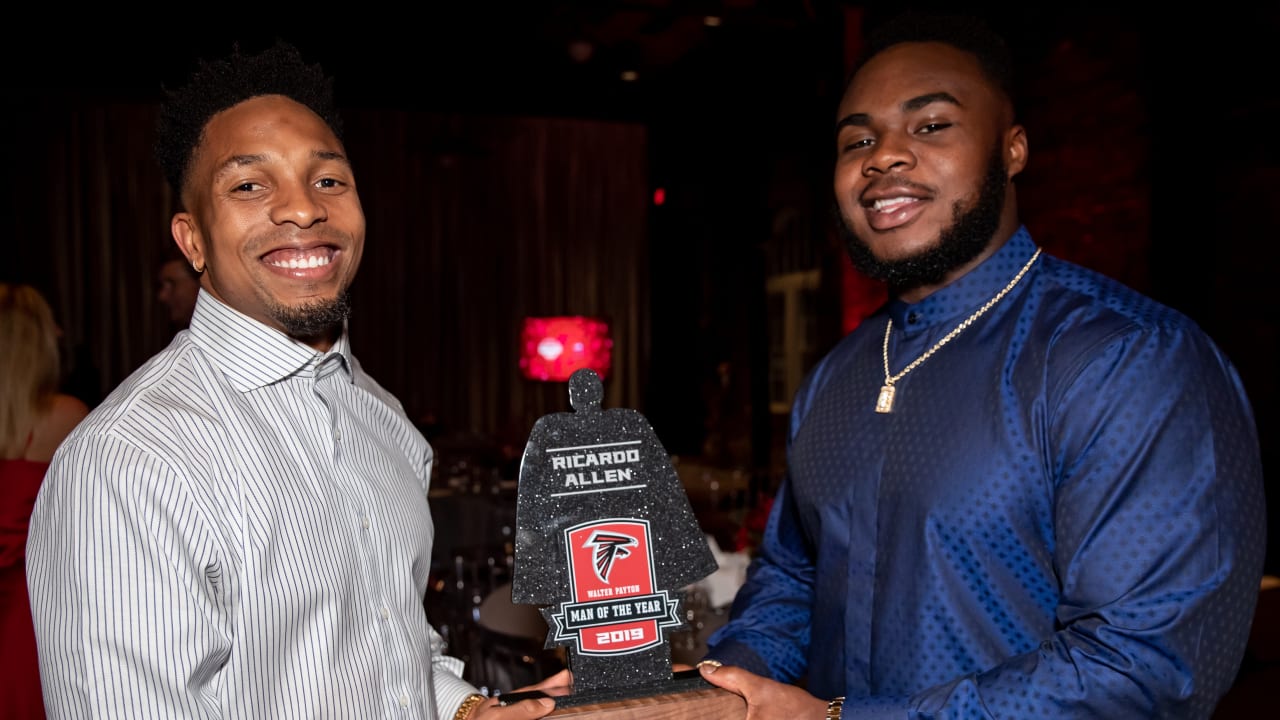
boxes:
[876,384,895,413]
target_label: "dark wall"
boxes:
[3,5,1276,567]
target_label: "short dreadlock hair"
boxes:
[858,10,1017,112]
[154,40,343,199]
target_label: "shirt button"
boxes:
[907,312,921,323]
[399,694,410,708]
[361,516,371,529]
[380,606,390,621]
[334,429,342,441]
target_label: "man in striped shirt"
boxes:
[26,41,566,719]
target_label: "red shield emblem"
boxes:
[548,518,679,655]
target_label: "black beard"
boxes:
[268,291,351,344]
[838,144,1008,293]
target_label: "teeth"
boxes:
[872,197,916,212]
[270,253,331,269]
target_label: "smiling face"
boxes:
[171,94,364,350]
[834,41,1026,301]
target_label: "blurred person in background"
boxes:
[0,282,89,719]
[156,250,201,332]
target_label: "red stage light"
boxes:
[520,316,613,382]
[653,187,665,206]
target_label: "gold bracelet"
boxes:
[453,693,487,720]
[825,696,845,720]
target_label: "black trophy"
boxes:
[505,368,718,707]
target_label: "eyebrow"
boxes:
[835,91,962,132]
[315,149,349,164]
[217,154,268,174]
[213,149,351,178]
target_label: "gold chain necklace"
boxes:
[876,247,1042,413]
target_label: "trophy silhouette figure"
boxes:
[506,368,717,707]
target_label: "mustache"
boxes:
[247,225,358,253]
[859,178,935,203]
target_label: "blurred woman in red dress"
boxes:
[1,283,89,719]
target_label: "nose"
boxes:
[863,132,915,176]
[269,180,327,227]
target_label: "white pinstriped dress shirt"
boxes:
[27,290,478,718]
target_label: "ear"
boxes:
[171,212,206,275]
[1005,123,1028,180]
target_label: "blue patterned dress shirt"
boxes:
[704,227,1267,718]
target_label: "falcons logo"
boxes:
[583,531,638,583]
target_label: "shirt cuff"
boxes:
[839,695,910,719]
[432,654,481,720]
[700,640,772,678]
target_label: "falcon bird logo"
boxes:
[583,531,638,583]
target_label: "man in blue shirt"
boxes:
[697,11,1266,719]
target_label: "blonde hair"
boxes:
[0,283,62,457]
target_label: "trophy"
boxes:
[502,368,727,711]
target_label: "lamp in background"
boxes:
[520,316,613,382]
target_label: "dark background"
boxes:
[4,2,1276,565]
[3,1,1278,711]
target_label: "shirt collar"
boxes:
[886,226,1039,332]
[187,289,355,392]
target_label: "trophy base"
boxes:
[499,669,745,718]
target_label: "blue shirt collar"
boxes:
[885,226,1040,332]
